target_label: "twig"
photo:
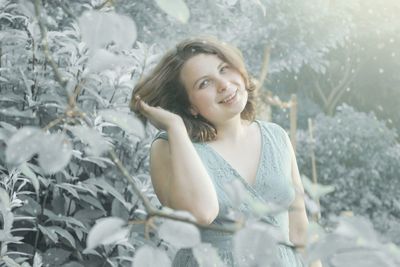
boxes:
[32,0,303,252]
[42,116,66,131]
[94,0,113,10]
[34,0,68,90]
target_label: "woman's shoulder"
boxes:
[256,119,288,137]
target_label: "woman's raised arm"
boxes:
[136,96,219,225]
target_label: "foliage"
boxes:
[296,104,400,244]
[0,0,399,266]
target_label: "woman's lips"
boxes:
[219,90,238,104]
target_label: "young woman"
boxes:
[131,36,321,267]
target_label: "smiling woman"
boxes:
[130,36,315,266]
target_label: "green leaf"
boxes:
[42,248,71,266]
[47,226,76,248]
[79,194,106,212]
[55,183,80,199]
[19,195,41,216]
[99,109,145,138]
[19,163,40,197]
[155,0,190,23]
[85,217,129,250]
[38,225,59,243]
[86,178,131,209]
[43,209,87,230]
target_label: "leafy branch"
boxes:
[32,0,300,255]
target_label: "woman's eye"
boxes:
[220,65,229,73]
[199,79,209,89]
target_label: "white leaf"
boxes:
[5,127,42,166]
[132,245,171,267]
[68,125,111,156]
[301,175,335,200]
[78,11,137,50]
[86,49,134,73]
[86,217,129,250]
[335,216,377,242]
[33,252,43,267]
[0,107,35,118]
[38,133,72,174]
[99,110,145,138]
[331,249,394,267]
[158,217,201,249]
[1,256,22,267]
[233,223,281,266]
[0,187,10,209]
[155,0,190,23]
[192,243,226,267]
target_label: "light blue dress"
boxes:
[153,120,305,267]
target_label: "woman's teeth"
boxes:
[222,90,237,103]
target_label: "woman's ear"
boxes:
[189,106,199,116]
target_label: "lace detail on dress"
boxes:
[151,122,303,267]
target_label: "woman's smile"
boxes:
[180,54,247,123]
[219,89,238,104]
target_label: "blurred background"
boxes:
[1,0,399,265]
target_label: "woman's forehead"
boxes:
[181,54,223,76]
[179,54,223,87]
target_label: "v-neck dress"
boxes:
[152,120,305,267]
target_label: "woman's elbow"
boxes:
[194,204,219,225]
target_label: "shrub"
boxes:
[296,104,400,243]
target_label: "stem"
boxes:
[43,116,65,131]
[34,0,68,91]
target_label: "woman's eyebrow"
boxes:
[192,61,225,89]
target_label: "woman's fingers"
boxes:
[135,95,158,119]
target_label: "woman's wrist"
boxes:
[166,117,186,133]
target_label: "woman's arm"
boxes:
[287,137,323,267]
[288,143,308,248]
[137,97,219,225]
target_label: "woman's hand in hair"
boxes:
[134,95,184,131]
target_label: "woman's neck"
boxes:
[212,117,252,145]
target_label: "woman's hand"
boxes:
[134,95,184,131]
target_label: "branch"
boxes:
[94,0,114,10]
[32,2,304,252]
[34,0,68,92]
[313,80,328,107]
[257,45,271,91]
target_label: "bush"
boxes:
[296,104,400,243]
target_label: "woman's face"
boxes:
[179,53,248,124]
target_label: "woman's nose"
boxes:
[216,78,229,93]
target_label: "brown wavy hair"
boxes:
[130,36,258,143]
